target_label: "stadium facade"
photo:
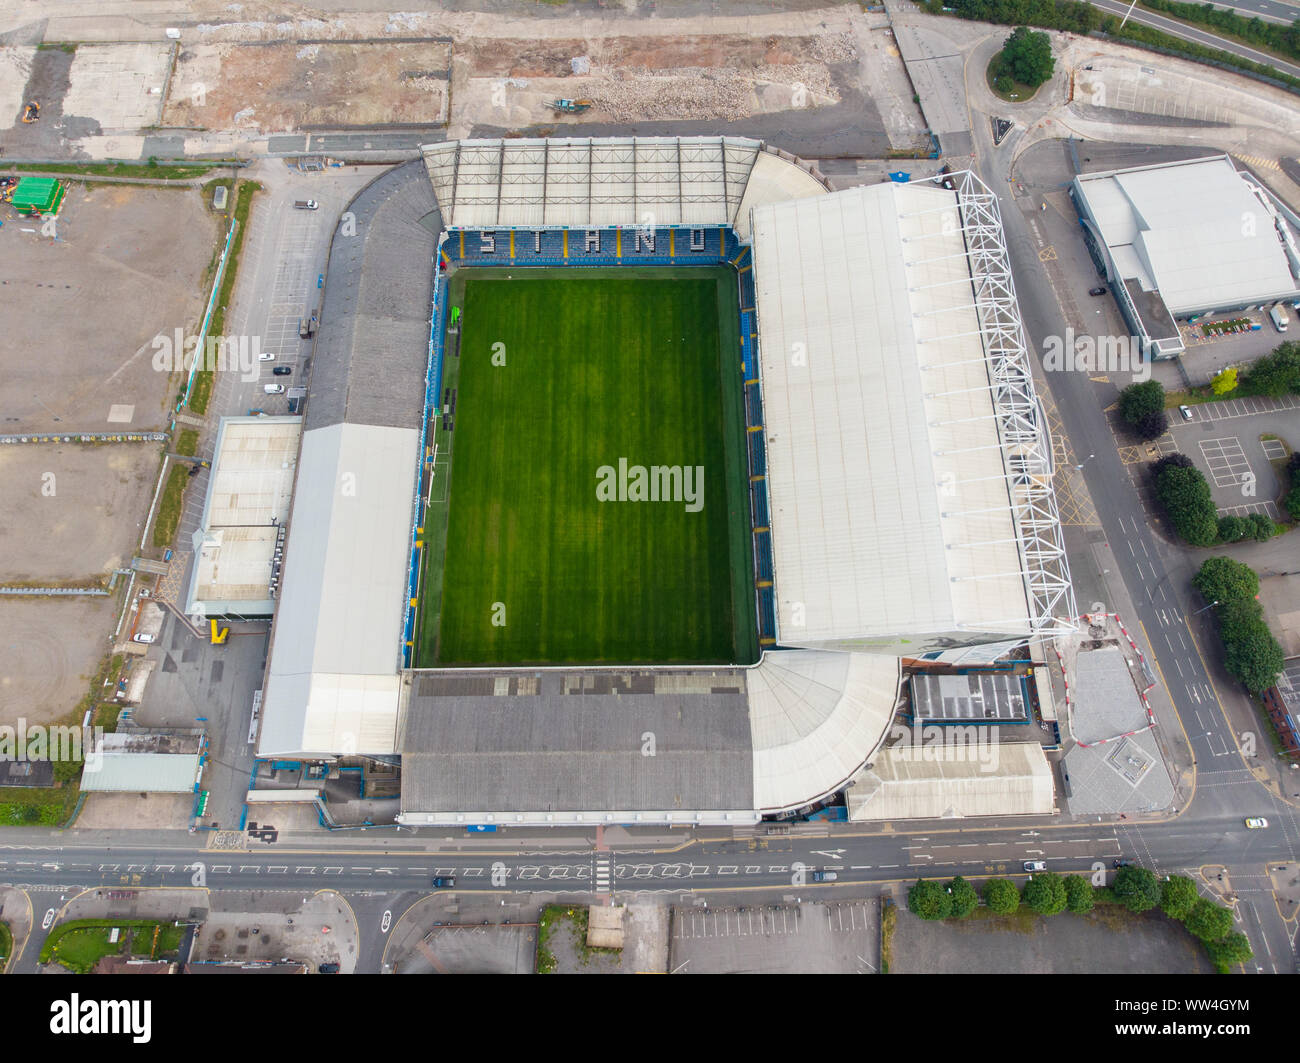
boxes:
[253,138,1075,826]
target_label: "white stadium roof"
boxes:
[752,179,1053,650]
[423,137,764,229]
[747,650,900,812]
[1074,154,1300,314]
[258,422,420,756]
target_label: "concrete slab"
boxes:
[0,46,36,126]
[62,43,172,131]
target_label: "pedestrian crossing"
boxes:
[594,855,613,895]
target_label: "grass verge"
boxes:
[3,160,221,180]
[152,463,190,549]
[880,897,896,974]
[0,920,11,967]
[40,919,183,973]
[190,179,262,416]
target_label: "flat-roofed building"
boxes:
[1071,154,1300,358]
[184,416,301,619]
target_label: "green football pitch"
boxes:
[414,266,756,667]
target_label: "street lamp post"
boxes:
[1192,600,1220,616]
[1075,453,1095,471]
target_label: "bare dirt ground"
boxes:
[0,445,156,583]
[141,5,919,152]
[0,596,114,728]
[0,181,219,730]
[455,30,858,127]
[163,41,451,131]
[0,182,218,433]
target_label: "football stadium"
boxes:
[254,137,1076,826]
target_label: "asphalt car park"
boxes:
[1171,407,1298,522]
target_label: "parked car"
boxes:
[1023,860,1047,872]
[131,632,156,644]
[432,876,455,888]
[318,962,340,974]
[1245,817,1269,829]
[1178,405,1193,421]
[294,200,319,210]
[263,383,286,395]
[1088,286,1107,296]
[272,366,292,376]
[259,351,274,361]
[810,870,838,883]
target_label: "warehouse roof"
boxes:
[81,733,202,793]
[1074,154,1300,314]
[846,739,1054,820]
[185,416,300,617]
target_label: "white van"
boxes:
[263,383,286,395]
[1269,305,1289,332]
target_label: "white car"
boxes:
[263,383,286,395]
[259,352,275,361]
[1245,817,1268,829]
[131,632,156,644]
[1023,860,1047,872]
[1178,404,1193,421]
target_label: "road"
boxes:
[0,812,1295,969]
[1091,0,1300,80]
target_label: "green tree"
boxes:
[1219,600,1285,691]
[1022,871,1068,916]
[1113,865,1161,912]
[1134,410,1169,440]
[984,877,1020,914]
[1286,485,1300,522]
[1242,341,1300,397]
[1205,930,1253,973]
[1159,875,1200,921]
[1216,515,1247,542]
[1192,557,1259,607]
[1119,379,1166,427]
[908,878,954,920]
[1247,512,1275,541]
[1063,874,1095,914]
[948,876,979,919]
[1184,897,1234,942]
[1000,26,1056,87]
[1153,461,1220,546]
[1210,366,1239,395]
